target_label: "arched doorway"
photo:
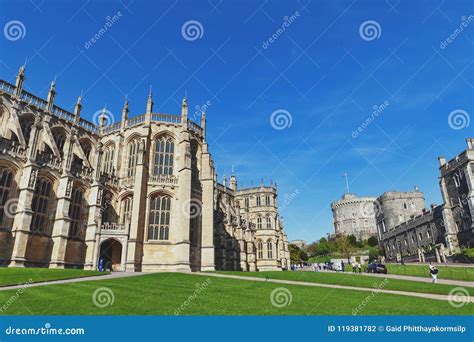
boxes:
[99,239,122,272]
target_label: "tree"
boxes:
[368,247,383,262]
[348,234,357,246]
[367,236,378,247]
[312,240,331,256]
[335,235,356,262]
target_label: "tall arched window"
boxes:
[120,196,133,225]
[265,195,270,206]
[127,140,139,177]
[0,167,14,228]
[20,117,33,144]
[153,136,174,176]
[266,215,272,229]
[53,132,66,156]
[267,239,273,259]
[68,187,84,238]
[31,178,53,234]
[257,216,262,229]
[256,196,261,206]
[148,195,171,240]
[257,240,263,259]
[103,146,115,174]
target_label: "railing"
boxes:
[36,153,63,171]
[20,90,47,109]
[119,176,135,188]
[0,80,15,94]
[71,164,94,180]
[99,173,119,187]
[102,122,121,135]
[101,222,126,231]
[148,174,178,185]
[51,105,76,122]
[188,120,203,135]
[79,118,99,134]
[0,137,27,159]
[151,113,181,124]
[126,114,146,127]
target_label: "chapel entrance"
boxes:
[99,239,123,272]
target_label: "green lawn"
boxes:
[0,273,471,315]
[384,264,473,281]
[0,267,108,287]
[216,271,474,296]
[340,263,473,281]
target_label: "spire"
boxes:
[122,99,129,121]
[46,79,56,111]
[229,166,237,191]
[99,106,107,128]
[146,87,153,114]
[181,94,188,118]
[201,110,206,139]
[223,171,227,188]
[14,65,26,96]
[74,95,82,123]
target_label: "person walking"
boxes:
[357,263,362,273]
[341,261,345,272]
[352,261,357,273]
[429,264,439,283]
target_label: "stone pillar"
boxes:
[49,176,73,268]
[174,128,192,271]
[125,138,147,272]
[463,163,474,229]
[435,246,441,263]
[200,142,215,271]
[439,177,460,254]
[9,165,38,267]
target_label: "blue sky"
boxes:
[1,0,473,242]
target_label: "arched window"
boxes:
[244,197,249,208]
[103,146,115,174]
[266,215,272,229]
[53,132,66,155]
[256,196,261,206]
[267,239,273,259]
[265,195,270,206]
[153,136,174,176]
[257,216,262,229]
[148,195,171,240]
[0,167,14,228]
[68,187,84,238]
[31,178,53,234]
[127,140,139,177]
[454,174,461,187]
[120,196,133,225]
[20,117,33,144]
[257,240,263,259]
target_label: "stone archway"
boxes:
[99,239,122,272]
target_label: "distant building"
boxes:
[331,193,378,241]
[377,139,474,262]
[290,240,307,249]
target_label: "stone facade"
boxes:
[0,67,289,272]
[376,139,474,261]
[331,193,378,241]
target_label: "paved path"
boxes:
[0,272,146,292]
[323,270,474,287]
[197,272,474,303]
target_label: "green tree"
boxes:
[336,235,356,262]
[348,234,357,246]
[367,236,378,247]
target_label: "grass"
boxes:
[339,263,473,281]
[0,267,108,287]
[216,271,474,296]
[384,264,473,281]
[0,273,471,315]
